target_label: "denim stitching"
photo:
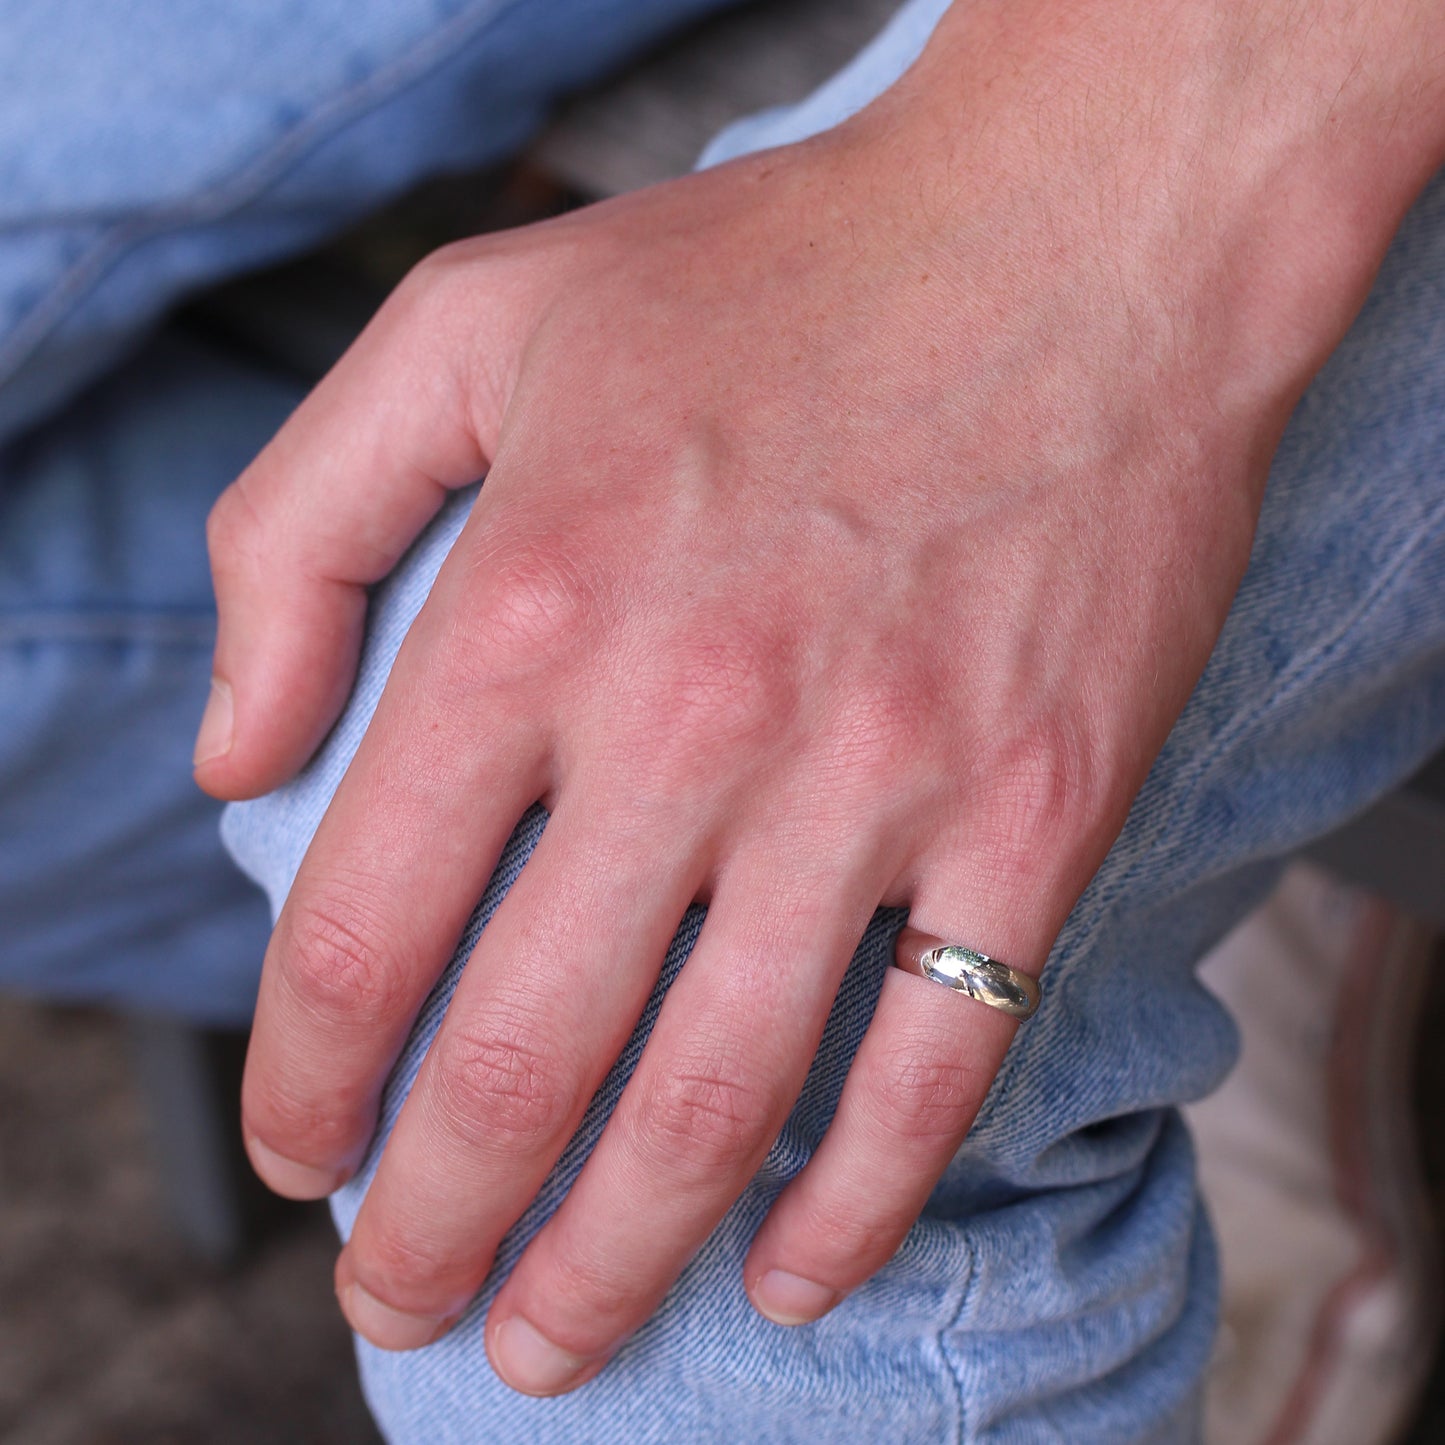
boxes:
[0,0,522,388]
[939,1233,976,1444]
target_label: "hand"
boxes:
[196,0,1442,1397]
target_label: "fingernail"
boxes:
[247,1137,346,1199]
[193,678,234,767]
[753,1269,840,1326]
[491,1316,595,1396]
[342,1283,451,1352]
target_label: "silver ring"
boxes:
[894,927,1040,1021]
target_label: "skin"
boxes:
[195,0,1445,1399]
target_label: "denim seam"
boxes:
[974,484,1445,1136]
[939,1234,977,1445]
[0,0,523,389]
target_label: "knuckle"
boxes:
[458,538,596,688]
[280,891,414,1028]
[984,718,1095,859]
[205,478,265,578]
[432,1015,577,1151]
[865,1047,979,1146]
[628,1050,774,1176]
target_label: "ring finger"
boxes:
[741,879,1054,1326]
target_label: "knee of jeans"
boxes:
[221,486,480,912]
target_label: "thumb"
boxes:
[194,247,518,800]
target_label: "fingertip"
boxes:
[195,587,366,799]
[486,1312,611,1396]
[193,743,311,802]
[748,1266,841,1327]
[193,744,303,801]
[339,1277,455,1352]
[192,677,233,770]
[246,1135,352,1200]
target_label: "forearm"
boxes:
[846,0,1445,429]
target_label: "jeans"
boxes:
[5,0,1445,1438]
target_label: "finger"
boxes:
[334,798,706,1353]
[240,535,551,1198]
[742,879,1053,1327]
[196,246,517,799]
[482,853,880,1397]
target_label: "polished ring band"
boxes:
[894,927,1041,1021]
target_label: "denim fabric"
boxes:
[0,0,748,446]
[0,329,299,1022]
[0,0,747,1016]
[221,34,1445,1441]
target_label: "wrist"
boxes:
[841,0,1445,424]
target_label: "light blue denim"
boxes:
[0,330,299,1021]
[0,0,752,447]
[223,11,1445,1445]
